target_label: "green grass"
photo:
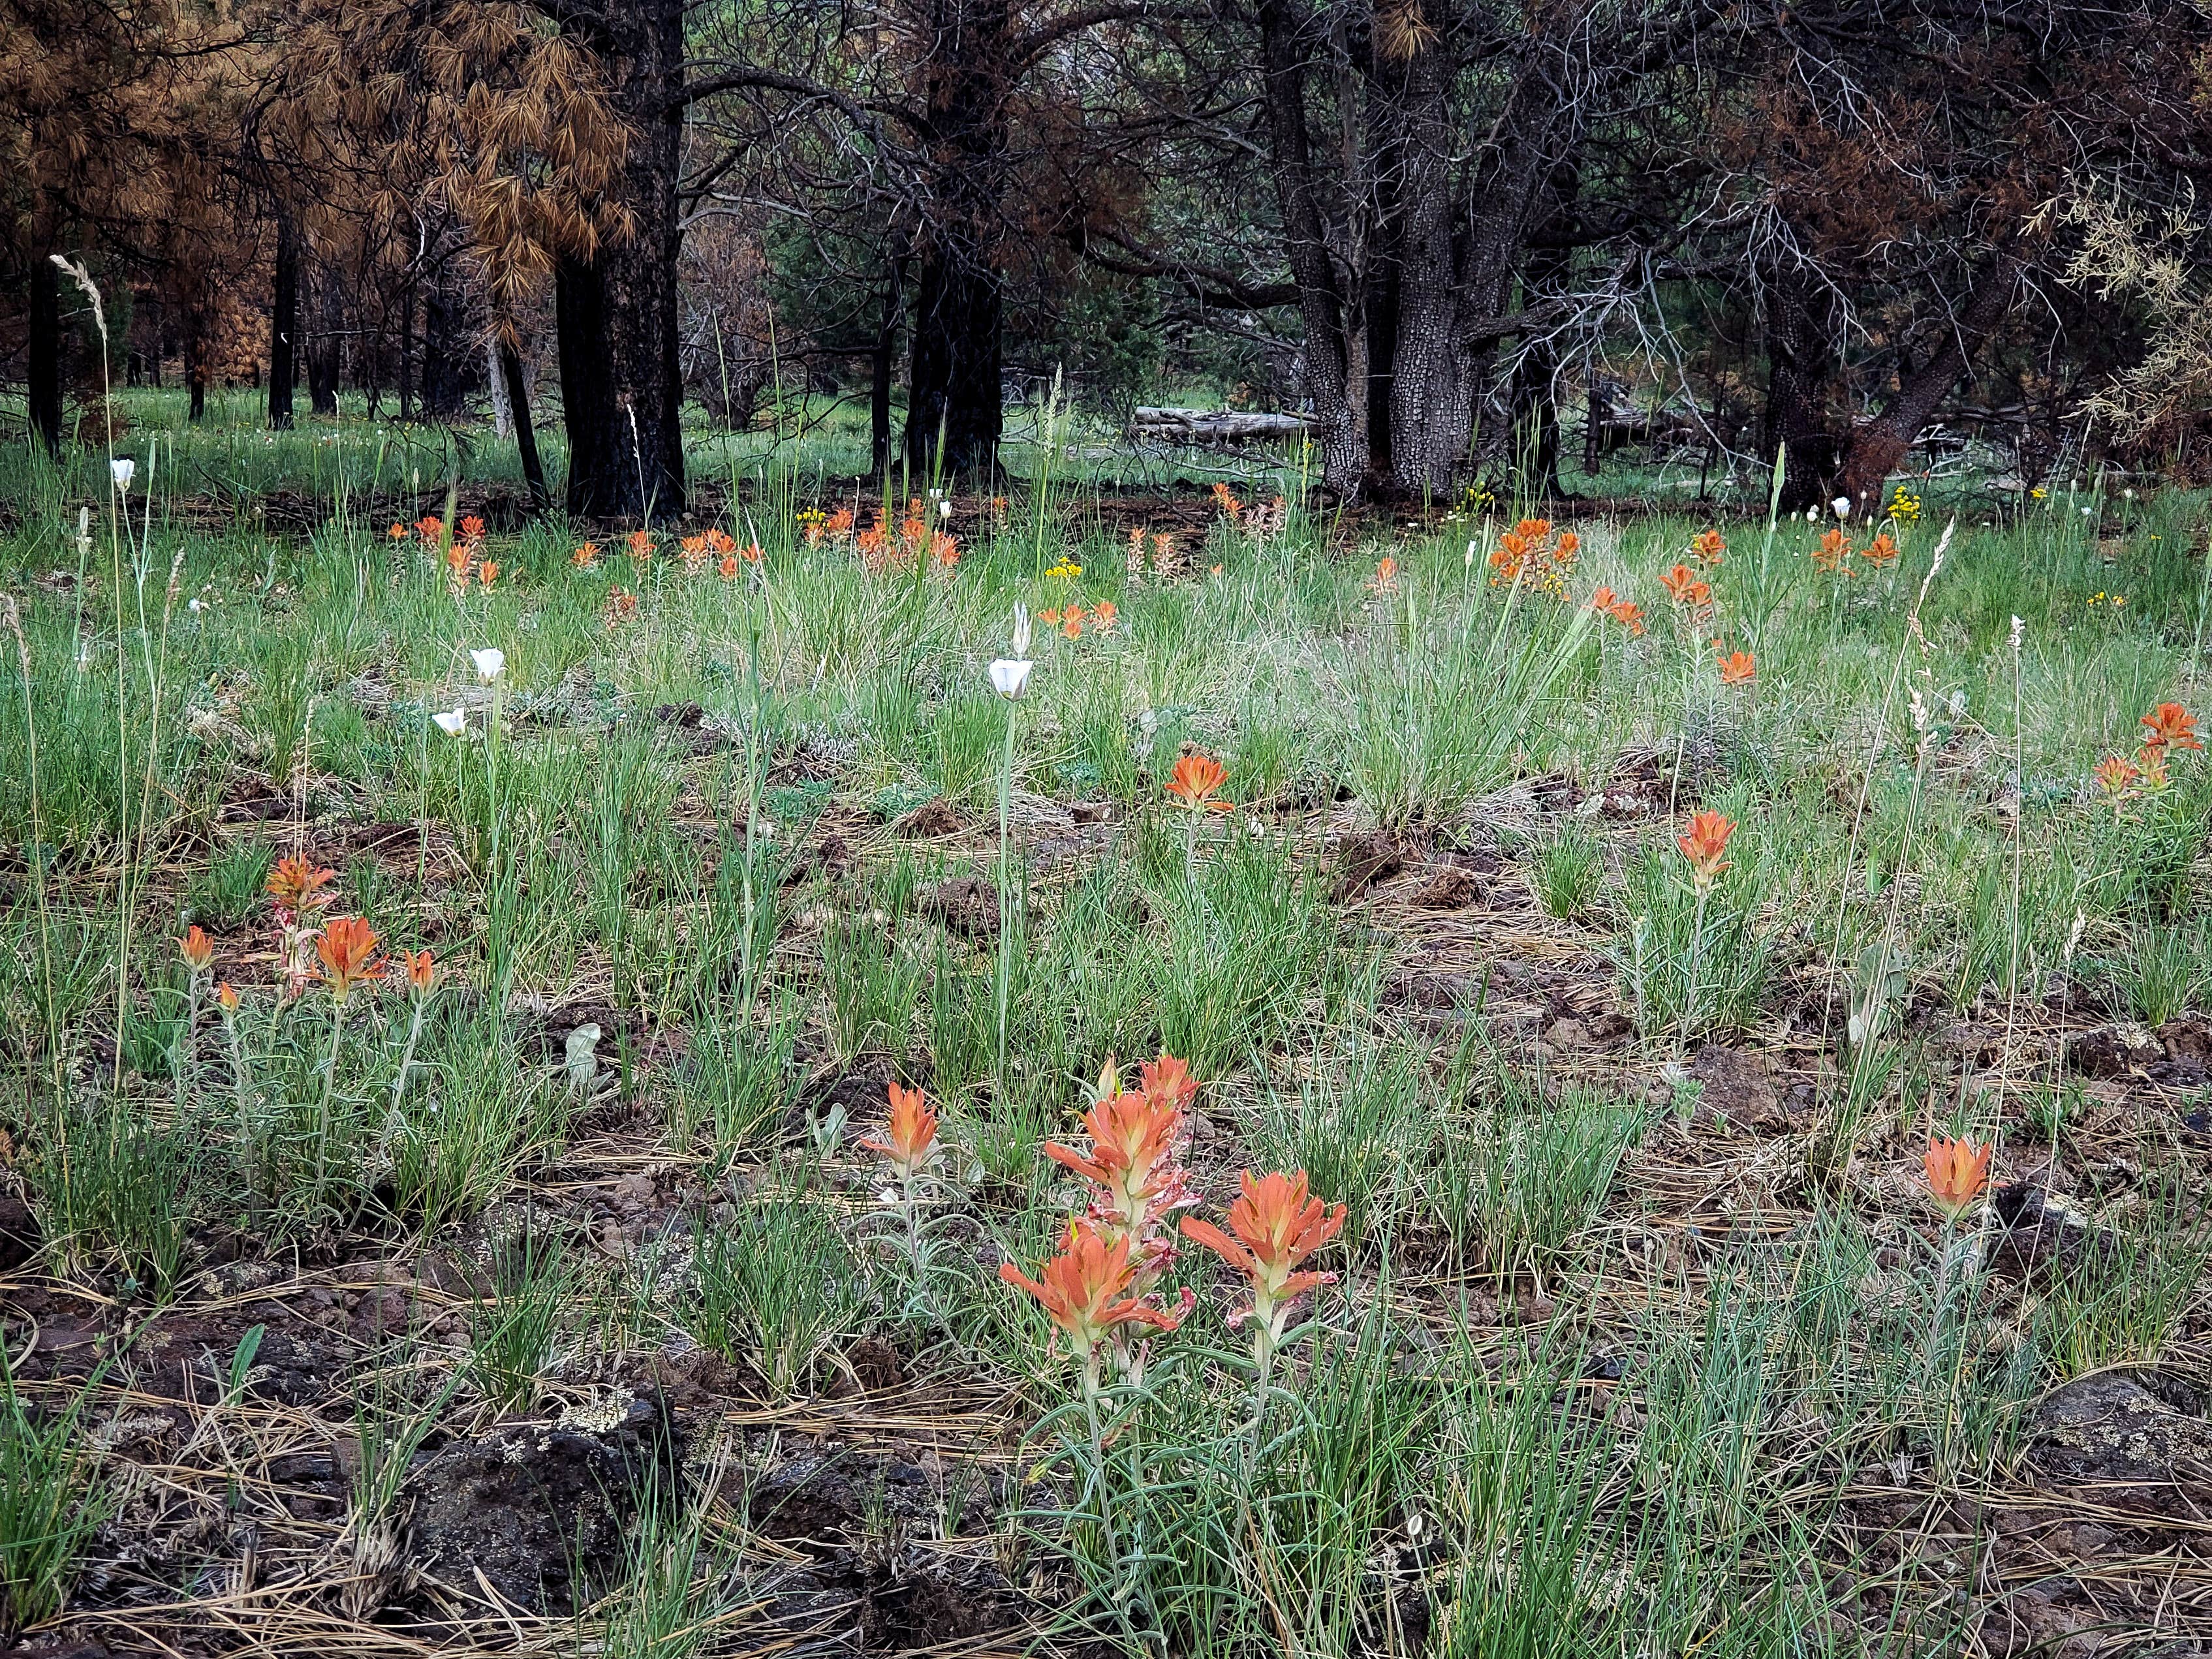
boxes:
[0,387,2207,1654]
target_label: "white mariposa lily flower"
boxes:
[110,457,134,490]
[470,647,506,682]
[989,658,1033,701]
[433,708,467,736]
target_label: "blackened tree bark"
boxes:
[1255,0,1363,495]
[397,279,415,420]
[904,0,1010,478]
[28,256,63,455]
[1835,251,2021,510]
[422,270,467,416]
[498,340,551,512]
[270,212,298,429]
[872,252,909,478]
[1380,39,1479,497]
[306,256,340,416]
[553,0,687,519]
[1762,259,1840,512]
[184,286,208,422]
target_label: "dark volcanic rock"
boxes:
[2027,1372,2211,1513]
[403,1397,676,1611]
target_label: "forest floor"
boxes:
[1,400,2209,1658]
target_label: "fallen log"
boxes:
[1130,407,1316,444]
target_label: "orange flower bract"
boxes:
[860,1081,939,1181]
[1677,809,1736,886]
[1715,649,1756,685]
[1923,1137,1993,1222]
[403,948,437,997]
[999,1224,1187,1365]
[1166,752,1232,812]
[2140,702,2203,752]
[314,916,384,1003]
[179,925,215,974]
[266,856,336,912]
[1044,1087,1194,1236]
[1181,1169,1347,1338]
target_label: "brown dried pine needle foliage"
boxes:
[0,1,255,247]
[273,0,632,332]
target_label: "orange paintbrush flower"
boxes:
[215,982,240,1015]
[403,948,437,997]
[266,856,336,912]
[1658,564,1710,608]
[627,529,653,560]
[1181,1169,1347,1341]
[1060,604,1086,638]
[2093,753,2139,800]
[1091,599,1117,634]
[414,516,444,544]
[1923,1137,1993,1222]
[860,1080,939,1181]
[1369,556,1400,593]
[179,925,215,974]
[1715,649,1756,685]
[388,522,407,541]
[1000,1224,1187,1372]
[2139,701,2203,752]
[478,560,499,588]
[719,554,739,580]
[1608,599,1647,636]
[1860,531,1901,569]
[1690,528,1726,566]
[571,542,599,568]
[1166,752,1232,812]
[314,916,384,1003]
[1139,1050,1198,1114]
[459,515,485,542]
[1044,1087,1194,1235]
[1813,528,1852,574]
[1677,809,1736,887]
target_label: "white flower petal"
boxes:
[989,658,1033,700]
[433,708,467,736]
[470,647,506,682]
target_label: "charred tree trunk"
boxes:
[1363,70,1405,488]
[270,212,298,430]
[305,257,339,416]
[1504,177,1577,501]
[422,272,465,417]
[397,279,414,420]
[1762,260,1840,512]
[499,340,551,513]
[1256,0,1363,495]
[553,0,687,519]
[872,253,907,479]
[1382,42,1476,497]
[1835,253,2021,512]
[185,289,208,422]
[28,256,63,456]
[905,0,1010,478]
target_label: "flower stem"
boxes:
[314,997,349,1213]
[995,702,1017,1093]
